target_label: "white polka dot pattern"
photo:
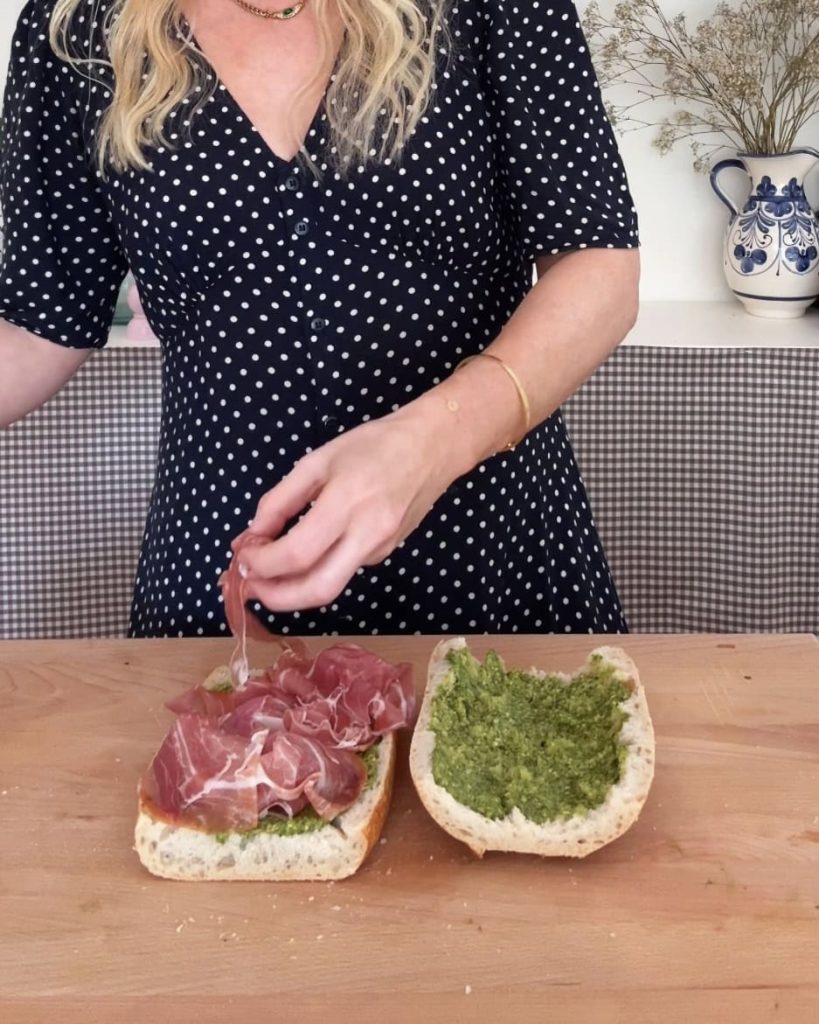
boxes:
[0,0,638,638]
[0,0,129,346]
[482,0,638,260]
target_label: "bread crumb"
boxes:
[175,922,186,934]
[332,905,342,911]
[609,932,617,938]
[317,935,324,941]
[465,985,472,995]
[308,896,315,902]
[379,837,388,845]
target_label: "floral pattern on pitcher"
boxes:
[729,176,819,278]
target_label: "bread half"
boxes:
[134,732,396,881]
[409,639,654,858]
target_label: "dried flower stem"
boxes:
[583,0,819,171]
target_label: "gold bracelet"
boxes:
[455,351,531,452]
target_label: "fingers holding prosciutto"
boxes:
[232,414,456,612]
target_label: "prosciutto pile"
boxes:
[141,528,416,831]
[140,642,416,833]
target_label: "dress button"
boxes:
[285,175,299,190]
[310,316,328,331]
[295,219,309,235]
[322,414,339,431]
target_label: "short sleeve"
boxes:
[482,0,639,262]
[0,0,128,349]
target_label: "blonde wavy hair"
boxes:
[49,0,454,181]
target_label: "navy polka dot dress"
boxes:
[0,0,639,638]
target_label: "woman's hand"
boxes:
[234,246,640,614]
[234,405,465,612]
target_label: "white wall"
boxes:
[2,0,817,301]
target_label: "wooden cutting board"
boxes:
[1,633,818,1023]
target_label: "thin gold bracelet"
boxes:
[455,351,531,452]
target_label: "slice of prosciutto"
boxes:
[268,643,416,749]
[140,714,267,832]
[257,733,367,820]
[219,693,294,739]
[218,529,311,687]
[166,672,293,718]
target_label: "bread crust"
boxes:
[134,732,396,881]
[409,639,655,858]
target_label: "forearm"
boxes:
[395,247,641,478]
[0,320,90,429]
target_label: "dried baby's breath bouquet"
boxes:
[582,0,819,171]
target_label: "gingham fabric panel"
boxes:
[1,346,817,637]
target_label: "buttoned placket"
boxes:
[277,162,338,439]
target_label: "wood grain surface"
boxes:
[1,633,818,1023]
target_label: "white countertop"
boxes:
[627,300,819,349]
[107,300,819,351]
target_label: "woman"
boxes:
[0,0,640,638]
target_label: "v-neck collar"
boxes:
[178,14,338,169]
[217,75,331,167]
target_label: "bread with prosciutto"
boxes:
[134,644,414,881]
[409,639,654,858]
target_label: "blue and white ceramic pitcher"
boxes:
[710,148,819,318]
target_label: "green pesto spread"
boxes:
[213,741,381,845]
[429,649,631,823]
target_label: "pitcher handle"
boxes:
[709,158,747,216]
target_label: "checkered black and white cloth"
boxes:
[563,346,819,633]
[0,350,160,638]
[1,346,817,638]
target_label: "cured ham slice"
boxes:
[275,644,415,750]
[283,696,372,750]
[218,529,311,686]
[258,733,367,820]
[140,714,266,832]
[311,643,415,734]
[219,693,294,738]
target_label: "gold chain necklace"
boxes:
[229,0,308,19]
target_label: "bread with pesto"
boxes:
[409,639,654,858]
[134,730,396,882]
